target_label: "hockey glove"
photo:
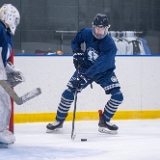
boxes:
[72,72,90,90]
[5,62,25,87]
[73,52,84,69]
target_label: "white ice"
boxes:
[1,120,160,160]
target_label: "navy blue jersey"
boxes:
[0,21,13,67]
[71,28,117,79]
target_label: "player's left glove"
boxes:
[72,72,90,91]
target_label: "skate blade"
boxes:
[46,128,61,133]
[98,127,118,135]
[0,143,8,148]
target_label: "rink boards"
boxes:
[13,55,160,123]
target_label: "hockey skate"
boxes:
[98,110,118,134]
[0,142,8,148]
[46,120,63,133]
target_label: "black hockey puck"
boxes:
[81,139,87,142]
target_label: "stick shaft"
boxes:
[0,80,22,104]
[90,83,93,89]
[71,90,78,139]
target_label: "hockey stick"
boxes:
[71,88,78,140]
[71,64,81,140]
[71,64,92,139]
[0,80,41,105]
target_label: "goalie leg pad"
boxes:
[0,130,15,144]
[0,48,7,81]
[0,86,11,132]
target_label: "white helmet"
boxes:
[0,4,20,35]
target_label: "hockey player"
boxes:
[46,13,123,134]
[0,4,24,147]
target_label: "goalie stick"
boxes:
[0,80,41,105]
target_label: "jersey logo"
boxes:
[87,48,98,63]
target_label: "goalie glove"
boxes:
[73,51,84,69]
[5,62,25,87]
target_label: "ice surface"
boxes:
[1,120,160,160]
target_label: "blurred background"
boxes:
[1,0,160,54]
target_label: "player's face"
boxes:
[92,25,108,39]
[94,27,106,36]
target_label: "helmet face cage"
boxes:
[92,26,108,39]
[92,13,110,39]
[0,4,20,35]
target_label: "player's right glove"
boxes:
[72,72,90,91]
[73,52,84,69]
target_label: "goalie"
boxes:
[0,4,25,147]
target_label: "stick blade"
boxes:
[21,88,42,104]
[71,133,76,140]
